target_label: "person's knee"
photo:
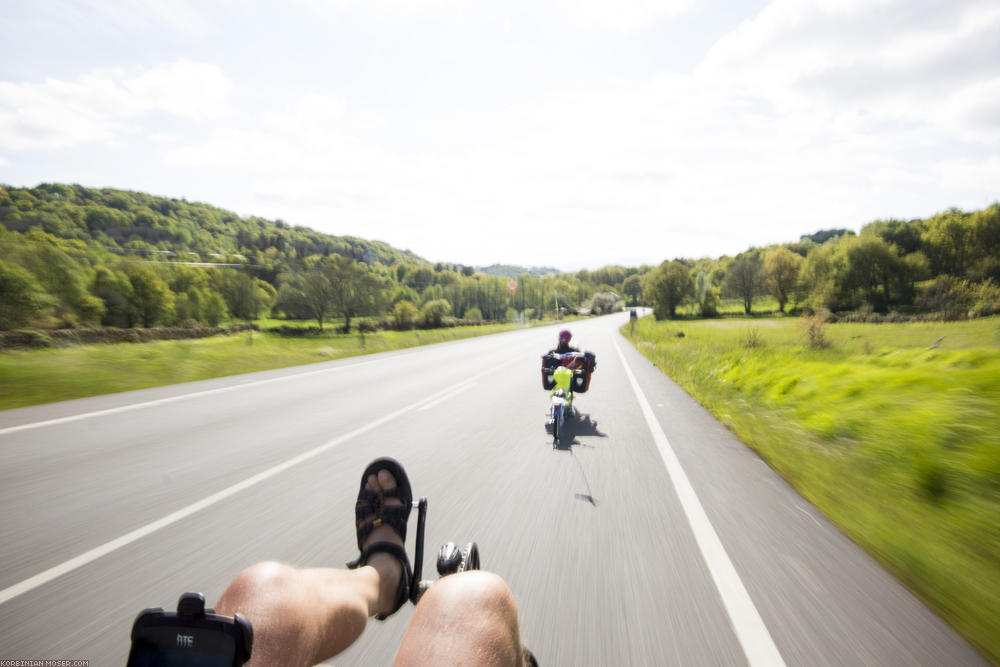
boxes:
[399,572,523,666]
[419,570,517,620]
[217,561,295,613]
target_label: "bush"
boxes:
[392,300,419,330]
[357,319,379,332]
[420,299,452,328]
[743,327,763,349]
[969,280,1000,318]
[266,325,324,337]
[916,275,973,320]
[463,307,483,322]
[803,315,831,349]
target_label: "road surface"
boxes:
[0,313,987,665]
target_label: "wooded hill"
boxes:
[0,183,629,334]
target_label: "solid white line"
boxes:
[418,381,477,411]
[0,359,379,436]
[612,336,786,667]
[0,364,504,606]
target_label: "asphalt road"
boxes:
[0,313,988,665]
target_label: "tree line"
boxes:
[0,184,628,333]
[643,205,1000,320]
[2,184,998,335]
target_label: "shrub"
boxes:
[969,280,1000,318]
[392,300,419,330]
[803,315,831,349]
[463,307,483,322]
[916,275,973,320]
[357,319,379,333]
[420,299,452,328]
[743,327,763,349]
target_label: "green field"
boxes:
[624,315,1000,663]
[0,321,536,410]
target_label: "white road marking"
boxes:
[418,381,477,411]
[0,359,380,436]
[613,336,786,667]
[795,505,824,529]
[0,364,506,606]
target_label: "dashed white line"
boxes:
[0,362,508,606]
[418,381,478,411]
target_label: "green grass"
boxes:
[624,315,1000,663]
[0,321,535,409]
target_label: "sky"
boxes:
[1,0,998,271]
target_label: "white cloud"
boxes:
[698,0,1000,142]
[558,0,695,30]
[3,0,997,267]
[38,0,210,37]
[0,61,232,151]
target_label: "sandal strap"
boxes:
[346,541,412,620]
[355,498,410,550]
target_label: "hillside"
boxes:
[0,183,629,333]
[0,183,429,268]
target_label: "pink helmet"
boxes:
[558,329,572,341]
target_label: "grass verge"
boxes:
[624,315,1000,664]
[0,321,542,410]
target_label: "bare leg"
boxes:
[395,570,528,667]
[215,469,404,667]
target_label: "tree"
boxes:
[644,261,694,319]
[724,253,763,315]
[622,275,642,306]
[840,235,902,310]
[202,291,228,326]
[694,271,719,316]
[590,291,620,315]
[219,270,273,322]
[92,266,134,327]
[921,209,972,278]
[125,264,175,327]
[763,247,803,313]
[276,266,337,330]
[325,255,387,332]
[0,260,53,330]
[20,232,105,326]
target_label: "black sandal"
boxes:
[346,457,414,620]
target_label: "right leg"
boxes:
[394,570,529,667]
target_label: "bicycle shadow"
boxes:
[549,412,606,506]
[551,412,606,451]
